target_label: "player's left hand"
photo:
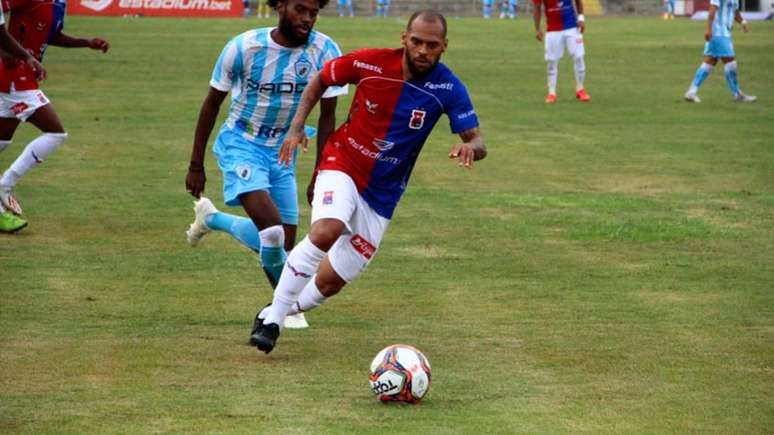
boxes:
[578,20,585,33]
[26,57,47,81]
[279,127,308,167]
[448,143,475,169]
[741,22,750,33]
[89,38,110,53]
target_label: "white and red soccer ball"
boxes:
[369,344,431,403]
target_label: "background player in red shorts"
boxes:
[251,10,487,353]
[0,0,109,230]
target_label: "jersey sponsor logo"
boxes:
[456,109,476,120]
[323,191,334,205]
[372,138,395,152]
[347,137,401,165]
[81,0,113,11]
[246,80,306,94]
[424,82,454,91]
[409,109,426,130]
[350,234,376,260]
[353,60,383,74]
[295,59,312,78]
[10,102,29,116]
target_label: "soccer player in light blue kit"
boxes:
[337,0,353,16]
[483,0,494,18]
[499,0,517,19]
[684,0,756,103]
[375,0,390,16]
[185,0,347,334]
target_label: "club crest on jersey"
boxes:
[295,60,312,78]
[236,165,252,180]
[365,99,378,114]
[409,109,426,130]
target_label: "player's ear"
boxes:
[400,31,408,46]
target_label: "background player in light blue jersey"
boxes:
[375,0,389,16]
[483,0,494,18]
[499,0,517,19]
[337,0,353,16]
[684,0,756,103]
[185,0,347,334]
[662,0,675,19]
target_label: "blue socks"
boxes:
[692,62,714,90]
[205,212,261,252]
[724,61,740,96]
[260,247,287,287]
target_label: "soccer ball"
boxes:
[369,344,432,403]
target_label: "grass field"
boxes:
[1,15,773,433]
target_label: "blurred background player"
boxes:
[250,11,487,354]
[662,0,675,19]
[257,0,271,18]
[499,0,517,18]
[0,0,46,233]
[533,0,590,103]
[0,0,109,228]
[684,0,755,103]
[483,0,494,18]
[185,0,347,333]
[337,0,353,16]
[375,0,389,16]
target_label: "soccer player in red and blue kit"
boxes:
[251,10,487,354]
[533,0,590,103]
[0,0,109,229]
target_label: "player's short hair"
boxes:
[406,10,447,39]
[267,0,330,9]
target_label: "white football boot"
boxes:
[684,91,701,103]
[734,93,757,103]
[186,197,218,246]
[283,312,310,329]
[0,184,22,215]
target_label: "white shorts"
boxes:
[311,170,390,283]
[0,89,50,121]
[544,27,585,61]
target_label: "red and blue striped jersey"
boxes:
[534,0,578,32]
[318,48,479,219]
[0,0,65,91]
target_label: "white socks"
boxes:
[574,56,586,91]
[547,60,558,95]
[258,224,284,248]
[258,277,328,319]
[0,133,67,187]
[264,236,326,326]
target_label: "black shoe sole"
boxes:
[252,334,275,354]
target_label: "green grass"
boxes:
[1,16,773,433]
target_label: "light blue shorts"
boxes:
[703,36,735,58]
[213,127,298,225]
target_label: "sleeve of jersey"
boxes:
[446,79,480,134]
[209,38,241,93]
[319,51,364,90]
[318,39,349,99]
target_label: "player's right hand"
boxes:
[186,168,206,198]
[704,30,712,41]
[279,128,308,168]
[26,57,47,81]
[535,30,544,42]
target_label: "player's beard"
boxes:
[405,50,438,79]
[279,11,311,46]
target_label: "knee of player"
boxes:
[308,218,346,251]
[258,224,285,247]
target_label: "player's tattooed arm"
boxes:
[0,27,46,80]
[49,32,110,53]
[280,74,328,167]
[449,127,487,169]
[186,87,228,198]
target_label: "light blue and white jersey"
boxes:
[210,28,348,148]
[710,0,739,38]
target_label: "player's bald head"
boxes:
[406,10,447,39]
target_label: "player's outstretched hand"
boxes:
[279,127,307,168]
[535,30,544,42]
[186,167,206,198]
[448,143,475,169]
[89,38,110,53]
[27,57,47,81]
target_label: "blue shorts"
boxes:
[213,127,299,225]
[704,36,735,58]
